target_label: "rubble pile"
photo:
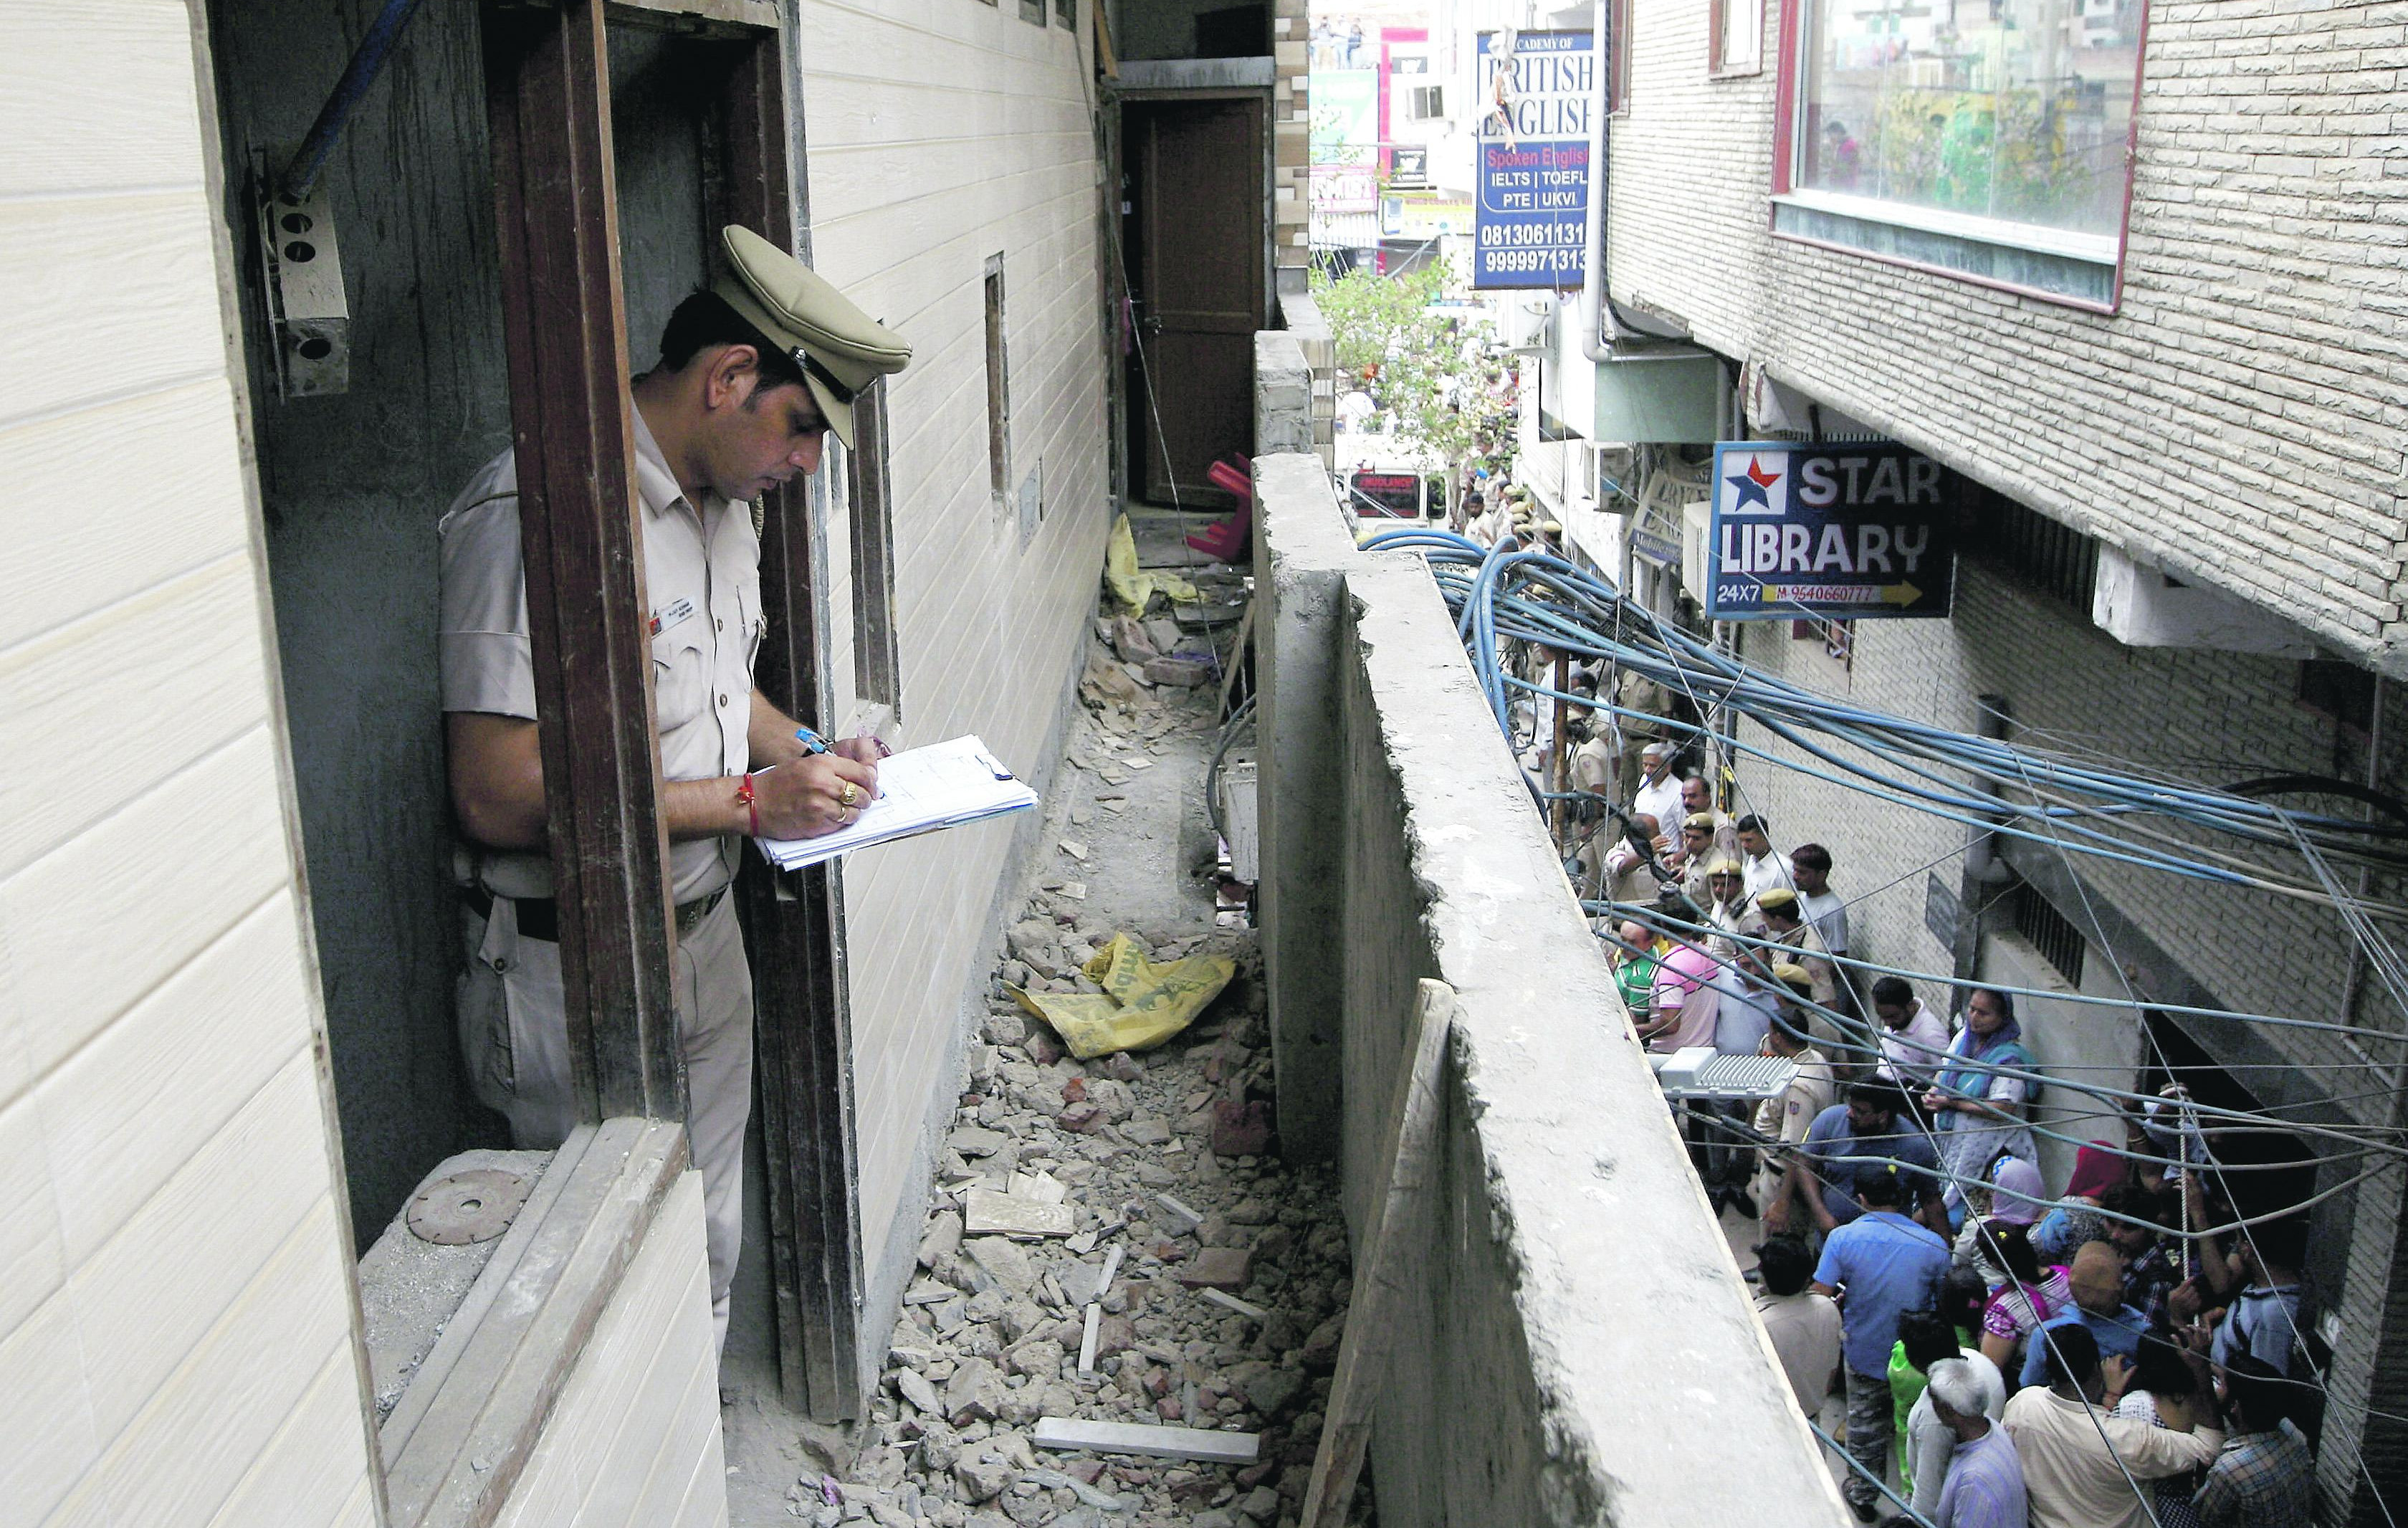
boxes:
[788,605,1367,1528]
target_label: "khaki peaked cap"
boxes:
[711,224,910,449]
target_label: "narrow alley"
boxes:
[774,576,1364,1528]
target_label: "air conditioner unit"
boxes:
[2092,545,2316,656]
[1680,500,1714,607]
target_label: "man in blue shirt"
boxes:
[1777,1081,1947,1239]
[1815,1164,1952,1521]
[1927,1356,2027,1528]
[2017,1241,2149,1390]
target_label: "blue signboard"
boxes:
[1704,441,1959,620]
[1472,31,1592,290]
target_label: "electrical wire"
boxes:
[1365,522,2408,1517]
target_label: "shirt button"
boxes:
[717,618,725,631]
[718,693,729,707]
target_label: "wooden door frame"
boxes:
[482,0,864,1421]
[1117,90,1271,507]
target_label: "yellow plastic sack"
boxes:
[1104,513,1200,613]
[1010,932,1235,1060]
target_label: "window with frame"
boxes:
[847,378,903,712]
[1776,0,2144,303]
[1710,0,1762,76]
[1607,0,1630,113]
[983,254,1010,512]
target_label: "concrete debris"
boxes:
[963,1187,1075,1238]
[861,603,1359,1528]
[1151,1194,1204,1237]
[1200,1289,1267,1322]
[1142,655,1212,689]
[1173,1246,1253,1292]
[1209,1099,1275,1157]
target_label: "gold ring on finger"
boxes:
[839,782,861,806]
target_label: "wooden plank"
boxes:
[1298,980,1456,1528]
[712,25,866,1424]
[606,0,780,34]
[483,0,684,1124]
[382,1119,691,1528]
[1031,1417,1259,1465]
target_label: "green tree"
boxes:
[1311,262,1501,496]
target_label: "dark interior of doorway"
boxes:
[1119,94,1266,513]
[2140,1010,2319,1232]
[201,0,760,1242]
[201,4,861,1415]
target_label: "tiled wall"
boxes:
[0,3,377,1524]
[797,0,1115,1365]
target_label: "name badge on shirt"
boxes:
[649,597,697,637]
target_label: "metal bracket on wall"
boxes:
[254,148,350,398]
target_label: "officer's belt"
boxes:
[464,884,727,942]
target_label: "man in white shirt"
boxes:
[1736,815,1795,902]
[1790,843,1855,1010]
[1791,842,1849,952]
[1631,743,1686,848]
[1869,975,1954,1090]
[2002,1324,2222,1528]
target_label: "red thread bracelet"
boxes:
[736,773,760,836]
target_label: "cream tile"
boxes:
[0,191,226,428]
[0,2,207,197]
[6,727,289,1079]
[0,914,32,1109]
[0,557,272,882]
[0,1294,101,1524]
[0,381,252,664]
[70,1054,331,1440]
[0,1093,66,1334]
[48,1199,350,1528]
[34,894,312,1264]
[201,1341,374,1528]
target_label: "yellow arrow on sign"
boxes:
[1883,581,1922,606]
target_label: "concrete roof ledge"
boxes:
[1342,554,1850,1526]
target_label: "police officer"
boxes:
[439,226,910,1351]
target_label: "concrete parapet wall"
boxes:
[1254,453,1851,1526]
[1256,331,1314,459]
[1274,293,1337,465]
[1255,454,1359,1161]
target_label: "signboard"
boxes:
[1704,441,1958,620]
[1381,196,1473,239]
[1347,469,1436,518]
[1310,165,1379,213]
[1388,145,1429,186]
[1311,69,1378,167]
[1473,31,1593,290]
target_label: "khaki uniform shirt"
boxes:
[439,408,765,904]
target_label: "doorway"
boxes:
[1122,95,1266,507]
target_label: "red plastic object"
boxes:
[1186,457,1253,560]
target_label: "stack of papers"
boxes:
[754,735,1038,871]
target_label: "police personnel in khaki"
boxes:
[439,226,909,1351]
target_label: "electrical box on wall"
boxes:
[254,148,349,398]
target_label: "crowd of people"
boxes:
[1554,733,2324,1528]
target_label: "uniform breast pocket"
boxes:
[651,626,709,730]
[737,583,766,676]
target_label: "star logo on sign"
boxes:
[1726,454,1782,510]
